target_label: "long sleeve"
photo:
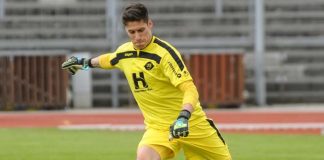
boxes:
[178,80,199,107]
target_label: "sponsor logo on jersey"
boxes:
[132,72,152,92]
[168,62,182,78]
[183,70,189,77]
[124,52,134,57]
[144,62,154,70]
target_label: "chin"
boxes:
[136,45,144,49]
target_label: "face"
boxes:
[125,20,153,50]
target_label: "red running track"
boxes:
[1,109,324,135]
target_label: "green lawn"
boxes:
[0,128,323,160]
[226,133,324,160]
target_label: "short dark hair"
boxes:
[122,3,149,26]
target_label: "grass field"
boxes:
[0,128,323,160]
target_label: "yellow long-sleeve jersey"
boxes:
[98,36,207,131]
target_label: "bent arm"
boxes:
[177,80,199,113]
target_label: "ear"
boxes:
[148,19,153,29]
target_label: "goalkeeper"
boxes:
[62,3,231,160]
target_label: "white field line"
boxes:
[58,123,324,132]
[217,123,324,130]
[58,124,145,131]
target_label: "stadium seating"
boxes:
[1,0,324,106]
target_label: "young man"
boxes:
[62,3,231,160]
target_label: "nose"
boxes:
[134,32,141,41]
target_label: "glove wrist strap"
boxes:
[85,58,94,68]
[177,109,191,120]
[79,58,93,70]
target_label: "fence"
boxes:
[185,51,245,108]
[0,51,68,110]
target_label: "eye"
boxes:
[138,28,145,33]
[129,30,135,34]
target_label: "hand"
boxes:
[66,66,80,75]
[169,110,191,140]
[61,56,91,75]
[170,117,189,139]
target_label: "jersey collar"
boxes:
[134,36,156,51]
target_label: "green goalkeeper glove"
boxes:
[61,56,92,75]
[169,110,191,140]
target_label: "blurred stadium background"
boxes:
[2,0,324,110]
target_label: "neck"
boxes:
[135,35,153,50]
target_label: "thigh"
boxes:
[138,129,181,160]
[137,145,161,160]
[183,133,231,160]
[182,119,232,160]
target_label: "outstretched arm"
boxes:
[61,56,104,75]
[89,57,100,67]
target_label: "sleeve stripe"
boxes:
[110,51,137,65]
[110,51,161,65]
[153,38,184,71]
[139,51,161,63]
